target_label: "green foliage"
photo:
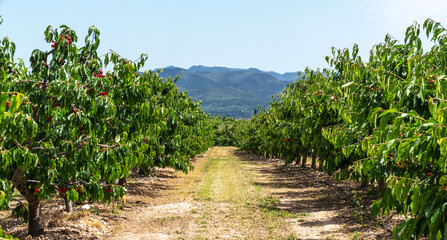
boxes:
[0,227,18,240]
[11,202,28,223]
[0,20,213,235]
[239,18,447,239]
[210,116,246,146]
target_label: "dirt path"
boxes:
[107,147,393,240]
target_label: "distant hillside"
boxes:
[158,66,300,118]
[186,65,301,82]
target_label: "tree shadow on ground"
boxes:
[234,149,395,240]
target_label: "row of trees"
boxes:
[238,19,447,239]
[209,116,245,146]
[0,22,213,236]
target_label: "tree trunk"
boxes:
[118,177,127,186]
[12,168,45,237]
[28,200,44,236]
[64,195,73,212]
[360,177,369,188]
[311,152,317,169]
[318,160,323,171]
[295,155,301,165]
[301,154,307,167]
[377,177,386,192]
[12,168,45,236]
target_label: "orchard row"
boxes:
[237,19,447,239]
[0,22,213,236]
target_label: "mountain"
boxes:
[187,65,302,82]
[158,66,300,118]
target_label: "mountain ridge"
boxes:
[157,66,300,118]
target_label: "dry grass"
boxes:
[1,147,399,239]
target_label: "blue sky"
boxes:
[0,0,446,73]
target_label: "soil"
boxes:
[0,146,402,240]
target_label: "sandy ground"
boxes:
[107,147,395,240]
[1,146,398,239]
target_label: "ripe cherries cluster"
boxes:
[426,75,437,89]
[57,187,67,194]
[51,34,72,48]
[46,116,54,123]
[284,137,295,143]
[94,70,105,78]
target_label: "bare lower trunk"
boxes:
[301,154,307,167]
[64,195,73,212]
[28,200,44,236]
[118,177,127,185]
[360,177,369,188]
[311,152,317,169]
[295,155,301,165]
[377,177,386,192]
[318,160,323,171]
[12,168,44,236]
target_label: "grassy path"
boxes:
[107,147,392,240]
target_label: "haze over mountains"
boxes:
[158,65,301,119]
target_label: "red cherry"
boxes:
[443,186,446,190]
[144,138,148,141]
[35,188,40,193]
[6,101,10,108]
[46,116,54,123]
